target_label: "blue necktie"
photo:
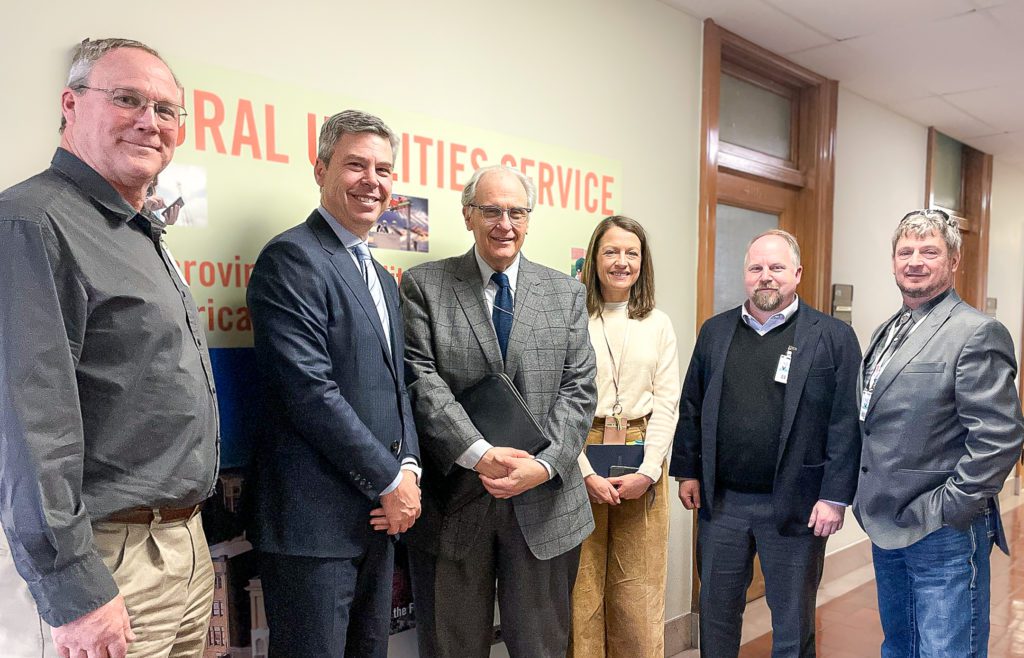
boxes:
[491,271,513,360]
[352,243,391,355]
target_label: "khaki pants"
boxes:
[568,426,670,658]
[1,512,213,658]
[92,511,215,658]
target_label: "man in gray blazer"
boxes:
[400,165,597,658]
[855,208,1024,657]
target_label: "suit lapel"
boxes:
[375,260,402,374]
[452,250,505,374]
[859,312,897,393]
[778,304,822,446]
[705,309,741,462]
[866,290,961,415]
[504,257,542,382]
[309,211,397,381]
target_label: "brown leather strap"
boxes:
[103,504,202,524]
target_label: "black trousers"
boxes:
[259,533,393,658]
[697,489,826,658]
[409,499,581,658]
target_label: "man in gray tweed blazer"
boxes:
[400,165,597,658]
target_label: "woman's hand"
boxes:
[608,473,654,500]
[585,474,622,505]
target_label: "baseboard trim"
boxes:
[664,612,694,656]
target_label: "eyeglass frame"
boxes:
[73,85,188,125]
[467,204,533,226]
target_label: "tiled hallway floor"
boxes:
[677,499,1024,657]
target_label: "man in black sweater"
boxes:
[671,230,862,658]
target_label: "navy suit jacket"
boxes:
[669,301,862,535]
[246,210,419,557]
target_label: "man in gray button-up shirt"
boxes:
[0,38,219,658]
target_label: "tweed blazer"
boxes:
[400,248,597,561]
[854,289,1024,553]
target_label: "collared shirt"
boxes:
[864,288,951,383]
[317,206,419,493]
[738,294,847,508]
[741,295,800,336]
[474,246,521,319]
[319,205,393,349]
[456,248,553,479]
[0,149,220,626]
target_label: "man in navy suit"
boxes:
[671,230,862,657]
[246,110,421,658]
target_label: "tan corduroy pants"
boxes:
[92,511,215,658]
[568,425,670,658]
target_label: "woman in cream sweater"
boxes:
[568,216,680,658]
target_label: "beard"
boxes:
[752,288,782,312]
[896,270,952,300]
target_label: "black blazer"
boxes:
[669,301,862,535]
[246,210,419,557]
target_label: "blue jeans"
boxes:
[872,508,995,658]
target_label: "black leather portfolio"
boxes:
[585,444,644,478]
[444,374,550,510]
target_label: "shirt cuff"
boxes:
[30,550,119,627]
[379,470,404,496]
[401,458,422,484]
[534,458,555,481]
[457,439,493,471]
[821,499,848,507]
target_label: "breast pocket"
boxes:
[903,361,946,373]
[803,366,835,401]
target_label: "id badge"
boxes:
[859,389,872,421]
[603,416,627,445]
[774,351,792,384]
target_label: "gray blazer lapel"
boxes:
[779,306,823,444]
[452,250,504,374]
[859,312,897,393]
[504,257,542,382]
[867,291,960,414]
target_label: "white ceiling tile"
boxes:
[987,2,1024,31]
[765,0,974,40]
[659,0,834,53]
[836,11,1022,95]
[963,131,1024,157]
[944,86,1024,133]
[891,96,999,139]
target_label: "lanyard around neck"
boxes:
[599,311,631,416]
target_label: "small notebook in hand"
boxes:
[445,374,550,510]
[586,444,644,478]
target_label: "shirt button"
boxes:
[861,466,869,473]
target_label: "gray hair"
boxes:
[744,229,801,267]
[460,165,537,209]
[892,209,961,256]
[317,110,399,166]
[60,38,180,133]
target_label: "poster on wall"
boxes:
[162,60,621,655]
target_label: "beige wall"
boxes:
[988,161,1024,363]
[0,0,705,649]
